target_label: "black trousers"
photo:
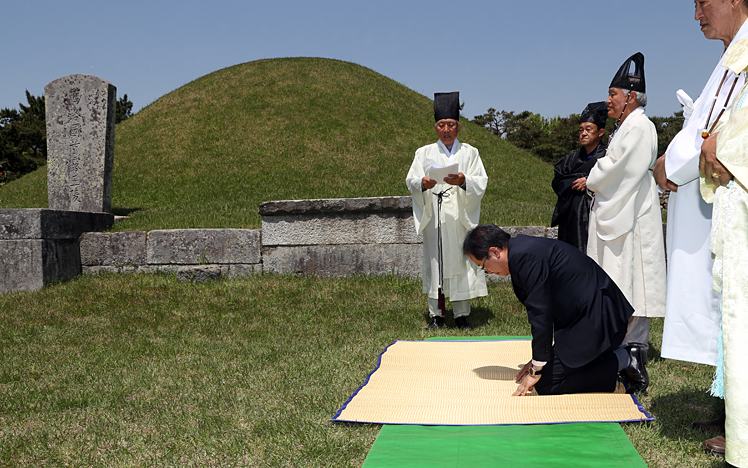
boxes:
[533,346,619,395]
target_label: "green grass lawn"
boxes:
[0,57,716,466]
[0,273,727,467]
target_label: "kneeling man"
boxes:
[462,224,645,396]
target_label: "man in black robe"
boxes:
[462,224,648,396]
[551,102,608,252]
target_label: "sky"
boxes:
[1,0,728,122]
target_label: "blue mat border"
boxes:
[331,338,655,425]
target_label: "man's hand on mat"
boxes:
[513,361,541,396]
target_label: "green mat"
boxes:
[362,423,646,467]
[361,336,646,467]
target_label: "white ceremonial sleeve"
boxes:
[666,19,748,185]
[665,123,705,185]
[406,148,433,235]
[587,113,657,241]
[456,146,488,231]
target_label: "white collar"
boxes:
[438,138,460,158]
[610,108,644,144]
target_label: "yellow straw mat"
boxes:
[332,340,653,425]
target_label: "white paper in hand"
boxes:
[428,163,459,183]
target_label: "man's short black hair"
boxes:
[462,224,511,260]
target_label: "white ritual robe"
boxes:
[405,139,488,301]
[661,19,748,366]
[703,79,748,466]
[586,109,667,318]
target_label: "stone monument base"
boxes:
[0,209,114,293]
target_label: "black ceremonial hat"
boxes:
[610,52,645,93]
[580,102,608,129]
[434,92,460,122]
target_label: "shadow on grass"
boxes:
[112,207,142,216]
[419,305,496,330]
[649,388,724,442]
[647,341,665,364]
[469,305,497,328]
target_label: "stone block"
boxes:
[83,265,161,275]
[500,226,548,238]
[221,264,262,278]
[54,240,82,282]
[0,209,114,240]
[82,265,113,275]
[176,265,222,283]
[0,240,47,291]
[45,74,116,213]
[0,239,80,292]
[79,231,147,266]
[262,211,420,246]
[262,244,421,277]
[147,229,261,265]
[486,273,511,283]
[259,196,412,216]
[546,227,558,240]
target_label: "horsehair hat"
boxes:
[580,101,608,129]
[434,92,460,122]
[610,52,646,93]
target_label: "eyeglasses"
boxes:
[480,255,489,274]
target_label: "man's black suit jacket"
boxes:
[508,235,634,369]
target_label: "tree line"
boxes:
[472,107,685,163]
[0,92,133,184]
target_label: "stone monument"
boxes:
[45,74,116,213]
[0,74,116,294]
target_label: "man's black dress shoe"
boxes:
[693,412,726,433]
[455,316,472,330]
[639,343,649,364]
[703,434,726,456]
[619,343,649,393]
[426,316,445,330]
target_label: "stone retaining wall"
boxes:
[260,196,422,277]
[80,229,262,281]
[78,196,560,281]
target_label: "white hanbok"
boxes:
[701,44,748,465]
[586,109,667,318]
[661,19,748,366]
[405,139,488,302]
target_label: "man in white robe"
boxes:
[655,0,748,449]
[406,92,488,330]
[657,0,748,371]
[699,39,748,467]
[586,53,666,393]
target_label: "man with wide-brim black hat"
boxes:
[405,92,488,330]
[551,102,609,252]
[585,52,667,394]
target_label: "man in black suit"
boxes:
[462,224,647,396]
